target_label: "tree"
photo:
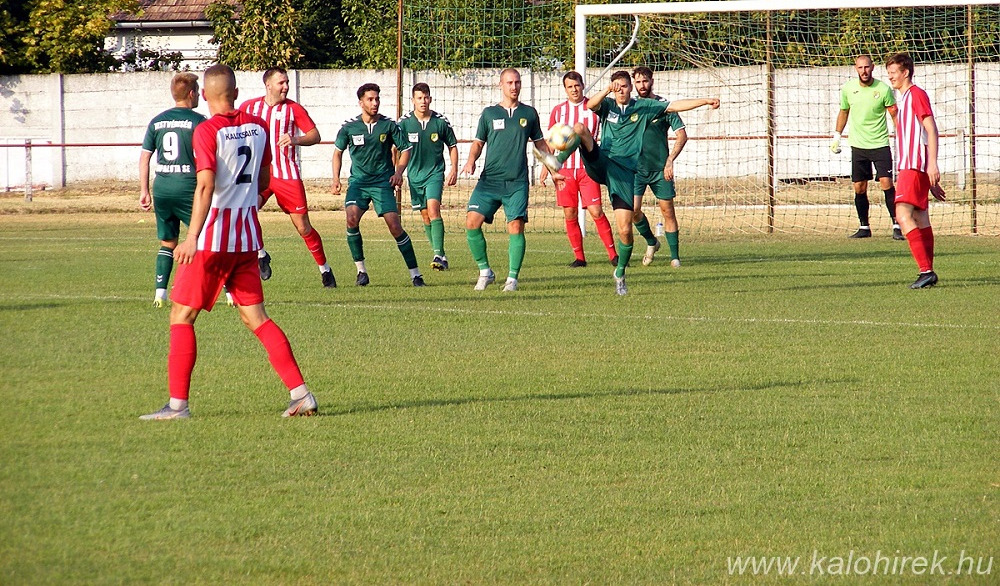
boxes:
[294,0,352,68]
[0,0,33,74]
[21,0,140,73]
[207,0,302,70]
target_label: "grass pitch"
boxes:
[0,212,997,584]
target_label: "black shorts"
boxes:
[851,146,893,183]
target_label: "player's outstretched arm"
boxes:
[666,98,719,113]
[587,83,615,112]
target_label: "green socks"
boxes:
[466,228,490,270]
[423,223,433,248]
[347,228,364,262]
[615,241,633,278]
[430,218,445,257]
[508,232,525,280]
[395,231,419,270]
[155,246,174,290]
[634,217,658,246]
[666,230,679,260]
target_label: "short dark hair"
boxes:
[886,53,914,79]
[412,82,430,96]
[632,66,654,80]
[610,70,631,85]
[262,67,287,84]
[357,83,381,99]
[562,71,583,86]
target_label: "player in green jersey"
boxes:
[333,83,424,287]
[633,66,689,268]
[832,55,901,239]
[397,83,458,271]
[139,73,218,307]
[538,70,718,295]
[461,68,558,292]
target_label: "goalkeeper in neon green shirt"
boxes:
[832,55,901,240]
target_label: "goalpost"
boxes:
[574,0,1000,236]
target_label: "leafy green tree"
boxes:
[206,0,302,70]
[295,0,352,68]
[22,0,140,73]
[0,0,33,74]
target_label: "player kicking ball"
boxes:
[141,65,318,420]
[536,70,718,295]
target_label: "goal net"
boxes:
[401,0,1000,236]
[575,0,1000,236]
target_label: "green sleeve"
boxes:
[529,109,543,142]
[443,119,458,147]
[392,121,411,151]
[840,85,850,111]
[475,111,489,142]
[142,123,156,152]
[334,125,349,151]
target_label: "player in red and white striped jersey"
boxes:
[539,72,618,267]
[886,52,945,289]
[240,67,335,288]
[141,64,318,420]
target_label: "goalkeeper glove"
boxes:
[830,132,842,154]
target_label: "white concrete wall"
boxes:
[1,64,997,189]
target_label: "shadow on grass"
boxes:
[321,377,851,417]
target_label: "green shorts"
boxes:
[153,195,192,241]
[581,144,635,211]
[409,178,444,211]
[635,173,677,201]
[346,182,399,216]
[467,180,529,224]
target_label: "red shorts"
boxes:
[172,250,264,311]
[895,169,930,210]
[261,177,308,214]
[556,167,603,208]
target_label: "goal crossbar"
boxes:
[575,0,997,75]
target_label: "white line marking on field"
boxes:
[3,293,995,331]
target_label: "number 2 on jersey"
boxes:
[235,145,252,184]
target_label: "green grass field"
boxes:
[1,212,997,584]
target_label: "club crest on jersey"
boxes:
[873,91,881,99]
[352,135,365,145]
[493,119,505,130]
[519,118,527,127]
[408,133,419,143]
[630,113,638,122]
[430,133,439,142]
[379,133,387,143]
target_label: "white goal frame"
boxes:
[573,0,997,234]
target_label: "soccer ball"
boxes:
[546,123,575,151]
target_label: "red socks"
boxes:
[905,227,934,272]
[302,228,327,266]
[168,324,197,401]
[565,217,584,261]
[253,319,305,390]
[594,214,616,260]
